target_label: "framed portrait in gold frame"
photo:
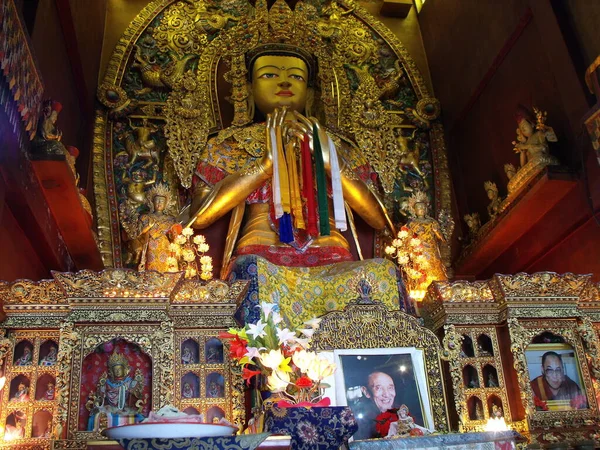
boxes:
[507,319,599,428]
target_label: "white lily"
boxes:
[276,328,297,345]
[303,317,322,329]
[259,302,277,319]
[247,320,267,339]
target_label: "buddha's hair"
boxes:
[246,43,317,86]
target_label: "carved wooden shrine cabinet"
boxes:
[423,272,600,448]
[0,270,247,450]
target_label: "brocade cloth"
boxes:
[230,255,412,328]
[264,406,358,450]
[118,433,270,450]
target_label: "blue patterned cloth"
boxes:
[264,406,358,450]
[118,433,270,450]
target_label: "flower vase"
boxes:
[263,405,358,450]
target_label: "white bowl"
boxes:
[101,422,237,439]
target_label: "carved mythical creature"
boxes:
[132,44,197,94]
[193,2,238,33]
[116,119,160,169]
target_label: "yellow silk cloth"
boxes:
[257,257,401,329]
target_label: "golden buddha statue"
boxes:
[183,43,411,326]
[404,191,448,291]
[86,351,145,431]
[137,183,180,272]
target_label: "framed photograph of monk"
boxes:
[326,348,434,440]
[525,343,588,411]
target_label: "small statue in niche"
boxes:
[86,351,145,431]
[15,346,33,366]
[12,383,29,402]
[40,345,58,366]
[463,213,481,242]
[31,99,67,157]
[182,382,194,399]
[475,402,484,421]
[492,403,503,418]
[181,346,197,365]
[42,420,53,438]
[477,342,492,357]
[468,377,479,388]
[44,382,55,400]
[484,181,502,219]
[207,379,224,398]
[487,372,499,388]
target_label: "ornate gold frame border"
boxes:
[507,318,599,429]
[93,0,453,267]
[311,302,450,432]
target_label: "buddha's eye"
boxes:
[290,74,305,82]
[259,73,278,79]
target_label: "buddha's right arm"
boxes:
[188,157,273,229]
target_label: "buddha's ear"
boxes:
[305,87,315,117]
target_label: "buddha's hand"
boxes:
[262,107,290,175]
[289,111,331,172]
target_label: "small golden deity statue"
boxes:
[31,99,67,157]
[137,183,180,272]
[504,163,516,181]
[405,191,448,288]
[86,351,145,431]
[463,213,481,242]
[484,181,502,220]
[508,106,559,195]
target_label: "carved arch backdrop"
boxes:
[94,0,451,268]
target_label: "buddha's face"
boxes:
[518,118,533,137]
[414,202,426,218]
[111,364,127,380]
[251,55,309,116]
[153,195,167,212]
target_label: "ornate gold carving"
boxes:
[55,322,80,439]
[172,279,248,303]
[53,269,183,299]
[311,301,449,432]
[153,321,175,408]
[0,279,66,305]
[578,316,600,380]
[494,272,591,300]
[434,280,494,303]
[442,325,466,427]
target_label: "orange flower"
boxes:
[295,376,313,389]
[242,367,262,385]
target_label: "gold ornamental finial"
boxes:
[108,351,129,370]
